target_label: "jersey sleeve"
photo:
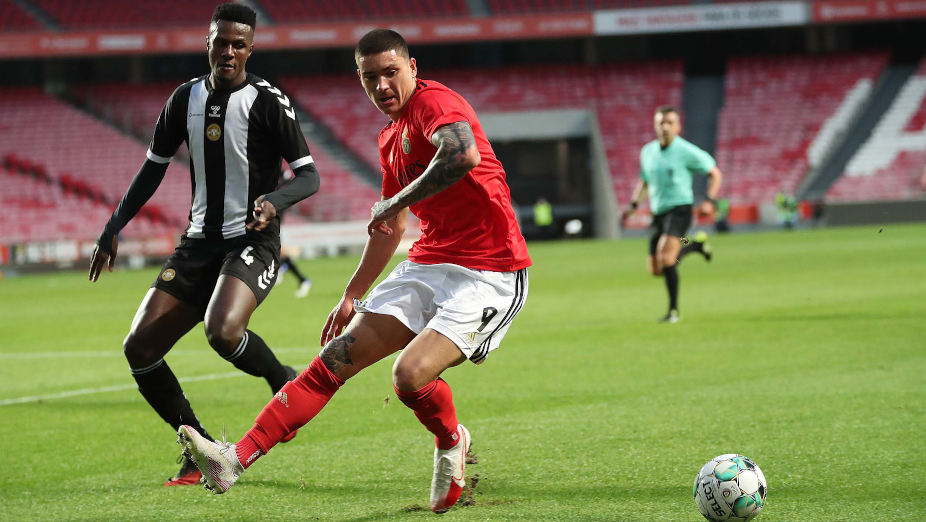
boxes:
[685,142,716,174]
[263,86,314,171]
[410,88,470,142]
[147,84,189,164]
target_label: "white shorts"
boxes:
[355,260,529,364]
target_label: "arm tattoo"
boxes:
[391,121,477,208]
[320,334,355,374]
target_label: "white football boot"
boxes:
[430,424,471,513]
[177,425,244,494]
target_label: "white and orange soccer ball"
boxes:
[693,454,767,521]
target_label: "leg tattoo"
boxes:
[320,334,355,374]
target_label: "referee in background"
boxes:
[622,105,722,323]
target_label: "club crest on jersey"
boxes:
[209,105,221,118]
[160,268,176,281]
[206,123,222,141]
[402,128,410,155]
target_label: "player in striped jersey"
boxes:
[88,4,319,486]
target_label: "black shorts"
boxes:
[648,204,693,255]
[152,233,281,314]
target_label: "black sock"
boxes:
[131,360,214,442]
[224,330,289,393]
[663,264,679,312]
[678,241,703,261]
[282,256,307,284]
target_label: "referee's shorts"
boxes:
[648,204,692,255]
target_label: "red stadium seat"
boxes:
[0,0,43,31]
[827,57,926,201]
[715,52,889,205]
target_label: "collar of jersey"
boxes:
[205,72,254,94]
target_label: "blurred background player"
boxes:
[776,188,799,229]
[178,28,531,513]
[279,251,312,298]
[88,3,319,486]
[622,105,722,323]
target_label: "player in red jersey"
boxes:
[178,29,531,513]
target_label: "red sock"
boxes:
[235,356,343,468]
[395,378,459,450]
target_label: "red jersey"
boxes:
[379,79,532,272]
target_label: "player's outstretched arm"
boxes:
[88,159,169,282]
[367,121,479,236]
[321,207,408,346]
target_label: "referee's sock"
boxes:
[131,360,214,442]
[395,378,460,450]
[678,241,703,260]
[663,264,679,312]
[224,330,290,393]
[235,356,343,468]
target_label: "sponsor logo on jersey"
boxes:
[206,123,222,141]
[209,105,221,118]
[161,268,176,281]
[402,128,410,154]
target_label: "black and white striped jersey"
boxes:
[146,73,313,239]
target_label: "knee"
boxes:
[123,330,157,367]
[392,360,429,393]
[659,253,677,269]
[204,317,245,355]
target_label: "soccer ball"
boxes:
[693,454,767,521]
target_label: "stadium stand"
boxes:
[488,0,691,13]
[69,81,378,222]
[715,52,889,204]
[0,0,42,31]
[72,82,177,141]
[0,87,186,240]
[29,0,214,29]
[279,61,683,208]
[258,0,469,23]
[828,56,926,201]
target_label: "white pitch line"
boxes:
[0,371,247,407]
[0,346,313,360]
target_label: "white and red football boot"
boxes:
[177,425,244,494]
[430,424,471,513]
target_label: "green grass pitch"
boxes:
[1,224,925,520]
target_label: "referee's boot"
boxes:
[694,231,712,262]
[659,309,680,324]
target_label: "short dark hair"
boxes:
[655,105,678,116]
[355,29,409,64]
[212,3,256,29]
